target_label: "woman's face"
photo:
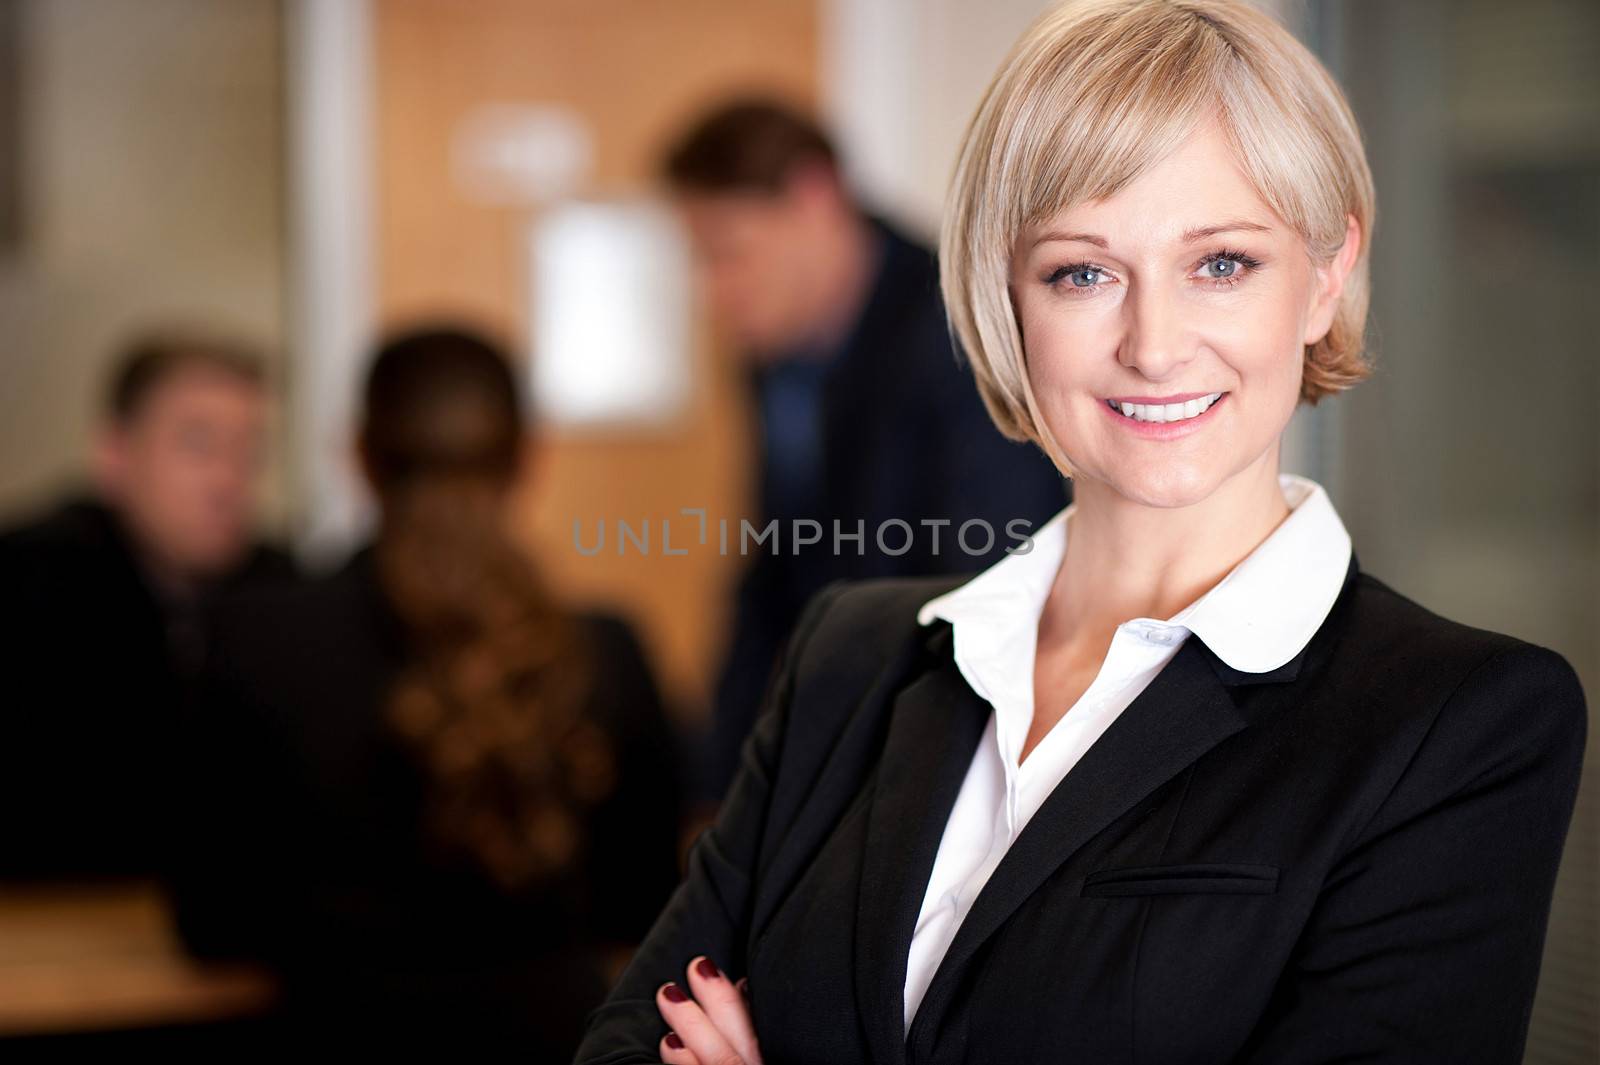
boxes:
[1010,118,1357,509]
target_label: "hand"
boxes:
[655,954,763,1064]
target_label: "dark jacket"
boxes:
[705,217,1068,801]
[170,548,684,1054]
[577,552,1587,1064]
[0,495,293,877]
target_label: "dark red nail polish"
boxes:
[696,956,721,980]
[665,1032,685,1050]
[661,982,689,1004]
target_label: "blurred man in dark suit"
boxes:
[661,99,1069,802]
[0,331,293,877]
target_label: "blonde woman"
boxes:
[575,2,1587,1062]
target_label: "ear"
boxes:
[89,422,129,496]
[500,431,545,521]
[353,434,379,496]
[783,158,846,215]
[1302,213,1362,346]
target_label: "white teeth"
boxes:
[1107,391,1224,423]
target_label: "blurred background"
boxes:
[0,0,1593,1059]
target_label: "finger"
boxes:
[657,981,742,1065]
[660,1029,701,1065]
[686,956,762,1065]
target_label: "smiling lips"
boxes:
[1104,391,1226,424]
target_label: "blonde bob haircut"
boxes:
[941,0,1376,462]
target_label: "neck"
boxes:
[131,536,205,603]
[1045,453,1292,643]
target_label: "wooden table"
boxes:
[0,881,277,1037]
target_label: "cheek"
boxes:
[1015,292,1110,400]
[707,261,750,307]
[1195,274,1311,382]
[730,257,783,314]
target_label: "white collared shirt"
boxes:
[902,473,1353,1032]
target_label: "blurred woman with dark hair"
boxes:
[171,327,683,1055]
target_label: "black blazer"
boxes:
[576,551,1587,1064]
[0,495,294,877]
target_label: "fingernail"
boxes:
[665,1032,685,1049]
[660,982,689,1004]
[696,956,721,980]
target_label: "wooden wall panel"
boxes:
[373,0,819,715]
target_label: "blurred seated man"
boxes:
[169,327,683,1056]
[0,331,292,878]
[661,99,1069,802]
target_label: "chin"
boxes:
[1103,463,1221,510]
[733,313,789,351]
[184,536,249,576]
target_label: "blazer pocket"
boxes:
[1080,862,1279,897]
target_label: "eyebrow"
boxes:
[1032,219,1274,249]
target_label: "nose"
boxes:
[1118,281,1193,380]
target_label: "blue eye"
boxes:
[1195,248,1263,283]
[1046,264,1106,288]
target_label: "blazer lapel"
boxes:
[905,634,1251,1058]
[854,626,990,1065]
[856,551,1360,1062]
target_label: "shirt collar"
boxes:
[917,473,1353,676]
